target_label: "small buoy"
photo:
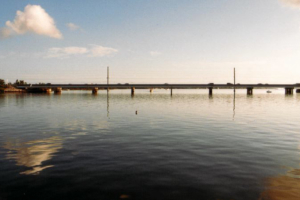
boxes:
[135,110,138,115]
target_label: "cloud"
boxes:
[45,45,118,58]
[280,0,300,7]
[46,47,88,58]
[89,45,118,57]
[150,51,162,56]
[0,4,62,39]
[66,23,80,31]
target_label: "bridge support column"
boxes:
[131,87,135,96]
[46,89,52,94]
[92,88,98,94]
[209,87,213,95]
[54,87,62,94]
[171,88,173,96]
[285,88,294,95]
[150,88,153,93]
[296,89,300,93]
[247,87,253,95]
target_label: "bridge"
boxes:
[16,83,300,95]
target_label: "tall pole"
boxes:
[234,68,236,93]
[107,66,109,85]
[107,66,109,91]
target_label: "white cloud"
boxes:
[0,4,62,39]
[46,47,88,58]
[66,23,80,31]
[280,0,300,7]
[150,51,162,56]
[45,45,118,58]
[89,45,118,57]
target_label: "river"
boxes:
[0,89,299,200]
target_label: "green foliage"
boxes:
[14,79,27,86]
[0,79,5,93]
[14,79,19,85]
[0,79,5,86]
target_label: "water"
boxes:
[0,90,300,200]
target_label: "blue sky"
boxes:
[1,0,300,84]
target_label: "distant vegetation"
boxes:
[0,79,5,93]
[0,79,5,86]
[0,79,53,93]
[14,79,28,86]
[0,79,33,93]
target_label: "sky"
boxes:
[1,0,300,84]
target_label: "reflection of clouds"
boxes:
[3,136,62,175]
[91,120,109,130]
[72,132,88,136]
[20,165,54,175]
[60,120,109,135]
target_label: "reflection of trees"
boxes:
[3,136,62,175]
[259,167,300,199]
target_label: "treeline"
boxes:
[1,79,54,93]
[0,79,5,93]
[1,79,30,93]
[0,79,28,87]
[0,79,53,88]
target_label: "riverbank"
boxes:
[3,86,25,93]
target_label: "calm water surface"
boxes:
[0,90,300,200]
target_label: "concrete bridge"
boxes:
[15,83,300,95]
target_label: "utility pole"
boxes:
[234,68,236,93]
[107,66,109,91]
[107,66,109,85]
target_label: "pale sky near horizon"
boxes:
[1,0,300,84]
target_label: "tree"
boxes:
[0,79,5,87]
[14,79,20,86]
[0,79,5,93]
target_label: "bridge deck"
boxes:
[16,84,299,90]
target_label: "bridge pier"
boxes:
[247,87,253,95]
[92,88,98,94]
[285,88,294,95]
[54,87,62,94]
[209,87,213,95]
[131,87,135,96]
[150,88,153,93]
[45,89,52,94]
[171,88,173,96]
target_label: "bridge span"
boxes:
[15,83,300,95]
